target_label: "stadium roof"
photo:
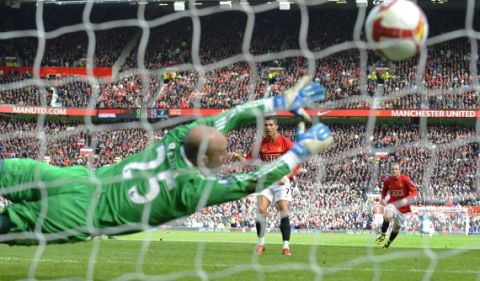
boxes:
[2,0,474,10]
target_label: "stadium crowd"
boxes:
[1,9,479,110]
[0,6,479,235]
[0,117,478,234]
[1,41,478,110]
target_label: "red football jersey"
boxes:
[381,174,417,214]
[246,134,299,177]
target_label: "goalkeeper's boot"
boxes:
[383,240,392,249]
[282,248,292,256]
[375,233,386,245]
[255,244,265,255]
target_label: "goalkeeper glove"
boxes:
[273,76,326,122]
[290,122,333,160]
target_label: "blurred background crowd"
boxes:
[0,5,479,235]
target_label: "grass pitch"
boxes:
[0,230,478,281]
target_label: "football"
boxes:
[365,0,429,61]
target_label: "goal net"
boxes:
[0,0,479,280]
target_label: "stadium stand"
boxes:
[0,6,478,235]
[1,9,479,109]
[0,118,477,234]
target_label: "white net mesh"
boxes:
[0,0,479,280]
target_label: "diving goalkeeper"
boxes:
[0,77,332,244]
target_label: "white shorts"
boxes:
[421,225,434,235]
[257,178,293,204]
[385,204,406,228]
[373,214,384,226]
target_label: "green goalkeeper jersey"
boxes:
[0,99,296,243]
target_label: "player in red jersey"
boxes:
[233,117,298,256]
[376,162,418,248]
